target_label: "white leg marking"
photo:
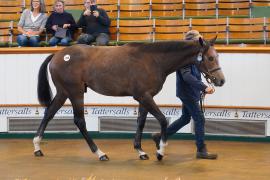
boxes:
[137,149,147,156]
[157,140,168,156]
[33,136,42,152]
[95,149,106,158]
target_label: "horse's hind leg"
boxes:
[134,104,149,160]
[69,92,109,161]
[135,93,168,161]
[33,92,67,156]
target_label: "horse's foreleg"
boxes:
[33,93,67,156]
[70,94,109,161]
[134,104,149,160]
[136,93,168,161]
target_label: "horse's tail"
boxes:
[37,54,54,107]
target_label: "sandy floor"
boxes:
[0,139,270,180]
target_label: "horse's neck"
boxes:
[157,43,201,75]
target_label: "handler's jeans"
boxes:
[166,99,205,150]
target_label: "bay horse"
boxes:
[34,37,225,161]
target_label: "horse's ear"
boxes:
[199,37,204,47]
[209,36,217,46]
[199,37,207,47]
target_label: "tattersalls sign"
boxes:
[204,109,231,118]
[90,107,180,117]
[90,107,130,116]
[0,106,270,120]
[0,106,269,133]
[0,107,32,115]
[241,111,270,119]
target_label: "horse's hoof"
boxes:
[34,150,44,157]
[139,154,149,160]
[99,154,109,161]
[156,152,163,161]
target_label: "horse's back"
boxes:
[49,44,164,96]
[50,45,118,74]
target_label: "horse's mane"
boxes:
[126,41,199,53]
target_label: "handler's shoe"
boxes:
[151,133,161,149]
[196,145,218,160]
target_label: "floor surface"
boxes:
[0,139,270,180]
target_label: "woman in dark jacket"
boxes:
[46,0,77,46]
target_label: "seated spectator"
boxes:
[46,0,77,46]
[77,0,111,46]
[17,0,47,47]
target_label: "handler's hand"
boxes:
[205,86,215,94]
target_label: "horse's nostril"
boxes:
[220,79,225,86]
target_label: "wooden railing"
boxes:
[0,44,270,54]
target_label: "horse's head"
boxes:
[196,36,225,87]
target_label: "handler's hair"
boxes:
[185,30,203,40]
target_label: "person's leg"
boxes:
[95,33,109,46]
[29,36,40,47]
[60,37,72,46]
[166,104,191,136]
[77,34,95,45]
[49,36,60,46]
[183,100,205,149]
[17,35,28,47]
[152,100,191,149]
[184,100,217,159]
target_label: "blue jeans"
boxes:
[17,35,40,47]
[77,33,109,46]
[167,99,205,150]
[48,36,72,46]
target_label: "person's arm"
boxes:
[77,12,86,28]
[180,66,207,92]
[17,9,27,34]
[96,9,110,26]
[45,14,54,34]
[69,13,77,31]
[63,13,77,31]
[17,26,26,35]
[35,14,48,36]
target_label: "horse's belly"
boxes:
[87,81,131,97]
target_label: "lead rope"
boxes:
[200,73,215,113]
[200,92,205,113]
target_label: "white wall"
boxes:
[0,54,49,104]
[0,52,270,135]
[0,53,269,107]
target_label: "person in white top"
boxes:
[17,0,47,47]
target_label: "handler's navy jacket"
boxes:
[176,65,207,102]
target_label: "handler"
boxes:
[152,30,218,160]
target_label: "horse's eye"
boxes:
[208,56,214,61]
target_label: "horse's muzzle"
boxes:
[213,78,225,87]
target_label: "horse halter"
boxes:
[196,48,219,113]
[196,47,221,85]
